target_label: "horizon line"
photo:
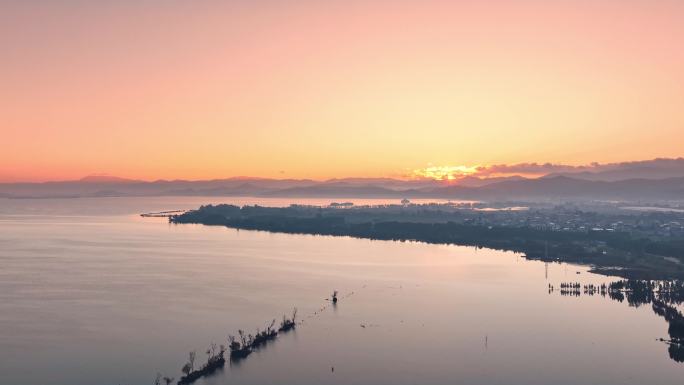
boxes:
[2,156,683,184]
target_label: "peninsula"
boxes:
[170,202,684,280]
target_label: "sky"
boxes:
[1,0,683,182]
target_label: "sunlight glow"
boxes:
[412,165,480,181]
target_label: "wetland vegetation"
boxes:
[167,308,298,385]
[550,279,684,362]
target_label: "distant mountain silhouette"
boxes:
[547,158,684,181]
[2,162,684,201]
[428,176,684,200]
[453,175,528,187]
[261,182,414,198]
[0,178,312,198]
[321,177,442,189]
[78,175,141,183]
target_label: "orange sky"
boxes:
[1,0,683,182]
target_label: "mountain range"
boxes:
[2,158,683,201]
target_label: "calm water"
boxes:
[1,197,682,385]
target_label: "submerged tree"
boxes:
[181,362,192,377]
[229,331,252,360]
[188,351,196,372]
[556,278,684,364]
[279,307,298,332]
[238,329,248,347]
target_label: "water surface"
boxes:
[1,197,682,385]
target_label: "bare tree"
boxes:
[238,330,247,347]
[188,351,196,371]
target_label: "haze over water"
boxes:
[1,197,682,385]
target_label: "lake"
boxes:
[1,197,682,385]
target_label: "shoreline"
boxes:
[170,204,684,280]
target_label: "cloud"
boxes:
[411,157,684,181]
[474,162,588,177]
[411,165,480,180]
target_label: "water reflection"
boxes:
[4,196,684,385]
[550,280,684,362]
[174,309,299,384]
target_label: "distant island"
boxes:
[170,202,684,280]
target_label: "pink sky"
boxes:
[2,0,683,182]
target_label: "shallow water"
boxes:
[1,197,682,385]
